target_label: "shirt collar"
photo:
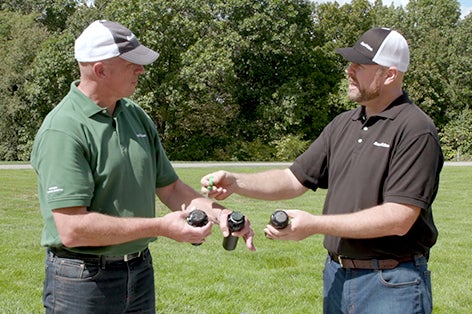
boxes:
[70,80,122,117]
[352,92,411,121]
[376,92,411,120]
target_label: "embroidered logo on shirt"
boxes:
[47,186,64,194]
[136,134,147,138]
[373,141,390,148]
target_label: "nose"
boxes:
[346,63,357,76]
[136,65,145,74]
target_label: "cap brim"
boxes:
[335,47,376,65]
[120,45,159,65]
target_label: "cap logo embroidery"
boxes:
[360,41,373,51]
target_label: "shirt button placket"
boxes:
[358,126,368,144]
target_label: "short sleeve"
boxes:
[31,129,94,210]
[384,132,443,208]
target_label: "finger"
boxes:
[213,189,229,201]
[284,209,298,218]
[243,229,256,251]
[190,222,213,243]
[264,227,273,239]
[201,186,210,195]
[203,221,214,234]
[218,211,230,237]
[200,174,212,185]
[207,175,214,191]
[214,194,225,201]
[200,176,211,193]
[264,225,287,240]
[263,226,275,239]
[184,205,197,213]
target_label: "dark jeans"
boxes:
[323,254,432,314]
[43,248,155,313]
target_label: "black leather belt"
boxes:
[50,247,147,263]
[330,253,415,270]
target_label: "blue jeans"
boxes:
[323,255,432,314]
[43,248,155,313]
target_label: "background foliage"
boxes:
[0,0,471,161]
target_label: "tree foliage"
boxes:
[440,108,472,161]
[0,11,50,160]
[0,0,470,161]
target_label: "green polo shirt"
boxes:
[31,81,178,255]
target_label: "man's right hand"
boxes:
[159,210,213,244]
[200,170,236,200]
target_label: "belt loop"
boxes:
[414,254,425,266]
[142,249,147,261]
[47,248,55,262]
[100,255,106,270]
[337,255,344,267]
[372,259,380,270]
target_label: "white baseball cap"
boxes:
[336,27,410,72]
[74,20,159,65]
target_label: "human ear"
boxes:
[384,67,398,85]
[92,62,107,79]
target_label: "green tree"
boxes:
[1,0,78,32]
[447,13,472,114]
[1,0,470,161]
[105,0,341,160]
[104,0,235,160]
[402,0,462,128]
[439,14,472,160]
[0,11,50,160]
[228,0,340,149]
[440,108,472,160]
[312,0,379,115]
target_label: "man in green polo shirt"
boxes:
[31,20,255,314]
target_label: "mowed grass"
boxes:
[0,165,470,313]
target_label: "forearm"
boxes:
[232,168,306,200]
[53,208,170,247]
[305,203,420,239]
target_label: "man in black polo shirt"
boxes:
[201,28,443,313]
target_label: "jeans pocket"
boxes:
[55,258,101,281]
[377,265,421,287]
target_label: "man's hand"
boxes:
[263,209,315,241]
[159,210,213,244]
[218,209,256,251]
[200,171,235,200]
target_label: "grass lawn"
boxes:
[0,165,470,313]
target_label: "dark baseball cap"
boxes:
[336,27,410,72]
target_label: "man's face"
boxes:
[102,57,145,98]
[345,63,387,104]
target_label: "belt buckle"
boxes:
[123,251,141,262]
[337,255,345,267]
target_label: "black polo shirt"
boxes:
[290,93,443,259]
